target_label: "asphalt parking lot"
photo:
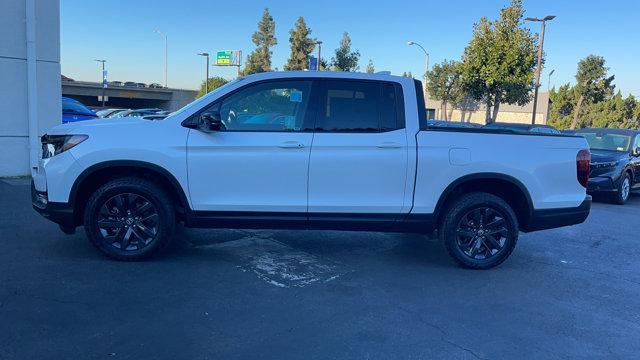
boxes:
[1,179,639,360]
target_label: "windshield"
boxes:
[577,132,631,152]
[62,99,94,116]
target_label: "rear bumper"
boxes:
[521,195,591,232]
[31,180,75,229]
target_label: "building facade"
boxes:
[1,0,61,176]
[425,92,551,125]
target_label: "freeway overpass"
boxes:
[62,80,198,111]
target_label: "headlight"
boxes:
[590,160,619,169]
[41,134,88,159]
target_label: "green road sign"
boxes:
[216,51,232,65]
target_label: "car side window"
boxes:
[210,80,312,132]
[315,80,402,132]
[633,135,640,151]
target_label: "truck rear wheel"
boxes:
[440,192,518,269]
[83,177,175,261]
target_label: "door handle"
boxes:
[277,141,305,149]
[376,142,402,149]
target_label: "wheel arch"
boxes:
[434,173,534,229]
[69,160,190,226]
[624,167,633,183]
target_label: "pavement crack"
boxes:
[21,292,94,308]
[397,306,488,360]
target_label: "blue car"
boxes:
[62,97,98,123]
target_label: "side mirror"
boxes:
[633,146,640,157]
[199,112,222,132]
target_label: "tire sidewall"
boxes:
[84,179,174,260]
[442,194,519,269]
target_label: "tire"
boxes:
[611,173,631,205]
[439,192,519,269]
[83,177,175,260]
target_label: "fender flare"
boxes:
[69,160,191,211]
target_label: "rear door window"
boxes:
[315,80,402,132]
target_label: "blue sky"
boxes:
[61,0,639,96]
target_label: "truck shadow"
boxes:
[166,226,453,269]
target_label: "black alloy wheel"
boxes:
[440,192,518,269]
[84,177,175,260]
[97,193,159,251]
[455,207,508,261]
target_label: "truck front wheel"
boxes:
[83,177,175,261]
[440,192,519,269]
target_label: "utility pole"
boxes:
[94,59,106,107]
[315,41,322,70]
[525,15,555,124]
[155,29,168,87]
[197,53,210,94]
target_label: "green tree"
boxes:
[243,8,277,75]
[426,60,464,121]
[284,17,316,71]
[319,58,329,71]
[196,76,229,98]
[582,91,624,128]
[365,59,375,73]
[331,32,360,71]
[459,0,537,123]
[547,83,578,129]
[569,55,615,129]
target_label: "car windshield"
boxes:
[62,99,94,116]
[578,132,632,152]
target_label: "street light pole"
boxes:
[407,41,430,113]
[197,53,210,94]
[94,59,106,107]
[525,15,555,124]
[155,29,168,88]
[407,41,429,76]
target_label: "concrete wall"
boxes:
[0,0,61,176]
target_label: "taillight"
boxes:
[576,149,591,188]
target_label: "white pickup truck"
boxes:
[32,71,592,268]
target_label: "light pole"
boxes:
[525,15,555,124]
[94,59,106,107]
[547,69,555,91]
[197,52,210,94]
[407,41,429,76]
[154,29,168,88]
[314,41,322,70]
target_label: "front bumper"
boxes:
[587,176,617,193]
[31,180,75,230]
[521,195,591,232]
